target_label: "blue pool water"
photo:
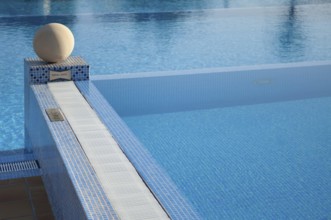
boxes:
[0,2,331,151]
[123,96,331,219]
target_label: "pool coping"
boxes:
[29,84,119,220]
[76,81,202,220]
[48,81,169,219]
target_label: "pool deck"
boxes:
[0,176,54,220]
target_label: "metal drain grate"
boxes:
[0,160,40,173]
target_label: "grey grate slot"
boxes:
[0,160,40,173]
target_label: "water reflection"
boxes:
[42,0,51,15]
[2,0,331,16]
[276,0,306,61]
[223,0,229,8]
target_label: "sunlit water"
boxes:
[0,1,331,150]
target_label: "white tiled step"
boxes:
[48,81,169,220]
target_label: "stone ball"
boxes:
[33,23,74,63]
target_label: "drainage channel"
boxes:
[0,160,40,173]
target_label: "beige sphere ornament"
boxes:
[33,23,74,63]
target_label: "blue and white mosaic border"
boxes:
[24,56,89,84]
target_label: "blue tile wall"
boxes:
[0,149,35,163]
[76,81,202,220]
[26,84,118,219]
[92,61,331,117]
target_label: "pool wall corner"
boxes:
[24,57,118,219]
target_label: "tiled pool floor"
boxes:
[0,176,54,220]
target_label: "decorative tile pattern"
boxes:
[27,84,119,220]
[24,56,89,84]
[76,81,202,220]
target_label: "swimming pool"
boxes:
[90,62,331,219]
[123,97,331,219]
[1,1,331,151]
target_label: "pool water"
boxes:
[1,0,331,16]
[0,2,331,151]
[123,96,331,219]
[2,1,331,218]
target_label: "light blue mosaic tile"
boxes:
[28,84,118,220]
[0,150,35,163]
[76,80,202,220]
[24,56,118,219]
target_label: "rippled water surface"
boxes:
[0,1,331,150]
